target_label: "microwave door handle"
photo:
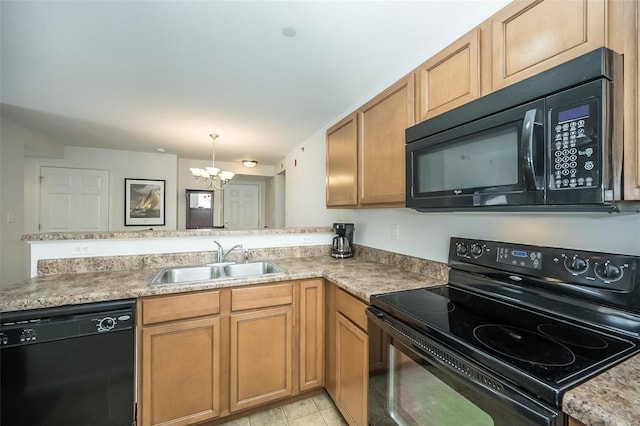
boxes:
[522,109,544,190]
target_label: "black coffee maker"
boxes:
[331,223,354,258]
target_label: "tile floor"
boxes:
[219,391,348,426]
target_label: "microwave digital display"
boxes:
[558,104,589,122]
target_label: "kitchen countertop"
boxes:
[0,256,446,312]
[1,254,638,426]
[563,355,640,426]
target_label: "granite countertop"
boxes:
[563,355,640,426]
[22,226,333,241]
[0,256,446,312]
[2,254,638,426]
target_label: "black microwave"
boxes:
[406,48,627,212]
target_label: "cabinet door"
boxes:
[358,74,414,206]
[230,305,293,412]
[415,28,480,121]
[336,312,368,426]
[325,282,337,400]
[299,279,324,391]
[491,0,606,91]
[140,317,220,426]
[326,113,358,207]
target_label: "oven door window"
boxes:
[388,344,494,426]
[369,339,556,426]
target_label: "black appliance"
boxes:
[332,222,354,258]
[1,299,136,426]
[405,47,634,212]
[367,237,640,426]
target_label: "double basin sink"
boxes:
[150,261,284,285]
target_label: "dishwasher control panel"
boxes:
[0,308,134,348]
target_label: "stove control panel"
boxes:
[449,237,638,295]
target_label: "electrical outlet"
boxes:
[6,211,16,223]
[301,236,312,244]
[71,243,95,255]
[391,224,400,241]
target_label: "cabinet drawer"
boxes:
[336,288,367,332]
[141,290,220,325]
[231,283,293,311]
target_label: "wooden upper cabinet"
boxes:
[491,0,606,91]
[326,114,358,207]
[415,28,481,121]
[358,74,414,206]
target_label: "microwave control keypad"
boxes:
[550,106,598,190]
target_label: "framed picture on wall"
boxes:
[124,178,166,226]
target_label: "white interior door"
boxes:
[223,183,260,229]
[39,167,110,232]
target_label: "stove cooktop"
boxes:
[372,285,636,386]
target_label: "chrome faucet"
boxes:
[213,241,243,263]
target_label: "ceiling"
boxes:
[1,1,509,166]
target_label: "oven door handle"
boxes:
[522,108,544,191]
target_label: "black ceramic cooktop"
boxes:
[371,285,636,386]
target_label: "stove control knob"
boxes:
[456,243,468,257]
[594,261,623,282]
[470,243,483,257]
[564,255,588,275]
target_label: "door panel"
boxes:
[40,167,109,232]
[223,183,260,228]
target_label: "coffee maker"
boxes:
[331,223,354,258]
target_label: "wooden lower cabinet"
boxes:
[326,282,370,426]
[335,313,368,426]
[299,279,324,391]
[139,280,324,425]
[140,316,221,426]
[229,305,293,412]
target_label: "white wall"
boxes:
[1,117,66,286]
[24,146,178,233]
[284,129,344,227]
[1,128,27,286]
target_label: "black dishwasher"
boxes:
[0,299,136,426]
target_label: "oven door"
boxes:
[406,99,545,210]
[367,307,564,426]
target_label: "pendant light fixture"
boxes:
[189,134,235,190]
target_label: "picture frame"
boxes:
[124,178,166,226]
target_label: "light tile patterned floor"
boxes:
[219,391,347,426]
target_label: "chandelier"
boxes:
[189,134,235,190]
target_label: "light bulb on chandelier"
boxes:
[189,134,235,190]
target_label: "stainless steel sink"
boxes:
[150,265,225,285]
[150,261,284,285]
[223,261,284,278]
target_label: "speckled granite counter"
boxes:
[563,355,640,426]
[22,226,333,241]
[0,256,446,312]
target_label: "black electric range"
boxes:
[369,237,640,409]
